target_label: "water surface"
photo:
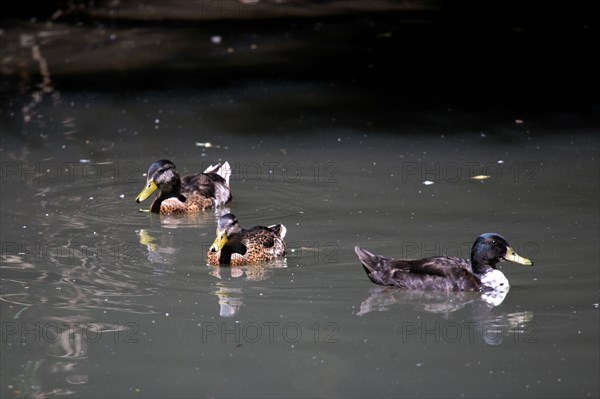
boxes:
[1,7,599,398]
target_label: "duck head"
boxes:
[470,233,533,274]
[135,160,186,212]
[210,213,242,252]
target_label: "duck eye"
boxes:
[492,240,496,245]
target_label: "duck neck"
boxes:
[150,193,170,213]
[218,233,247,264]
[150,175,186,213]
[167,173,184,199]
[470,248,497,275]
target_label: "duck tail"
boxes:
[203,162,221,174]
[354,246,378,273]
[203,162,232,186]
[268,223,287,239]
[354,245,400,287]
[217,161,232,186]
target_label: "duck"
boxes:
[354,233,533,292]
[207,213,286,266]
[135,159,232,214]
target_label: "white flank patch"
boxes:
[480,269,510,291]
[480,270,510,306]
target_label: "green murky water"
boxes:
[1,6,599,398]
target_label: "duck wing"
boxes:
[242,226,286,258]
[407,256,472,276]
[242,227,279,249]
[354,246,480,292]
[181,172,231,206]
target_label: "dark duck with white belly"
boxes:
[354,233,533,292]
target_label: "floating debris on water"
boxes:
[471,175,491,180]
[422,180,434,185]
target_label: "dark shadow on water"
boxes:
[1,0,598,136]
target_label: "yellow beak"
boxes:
[210,230,228,252]
[136,180,158,203]
[504,246,533,266]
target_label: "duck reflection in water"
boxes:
[356,287,534,345]
[137,228,178,266]
[209,258,288,281]
[136,226,286,318]
[357,286,511,316]
[136,207,231,266]
[209,258,287,318]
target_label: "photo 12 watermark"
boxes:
[1,160,341,185]
[198,240,341,265]
[396,240,539,262]
[1,321,139,344]
[400,161,540,184]
[199,161,340,184]
[399,321,539,345]
[1,240,143,266]
[1,161,141,184]
[198,321,339,344]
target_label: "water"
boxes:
[1,6,599,398]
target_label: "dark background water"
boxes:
[1,1,599,398]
